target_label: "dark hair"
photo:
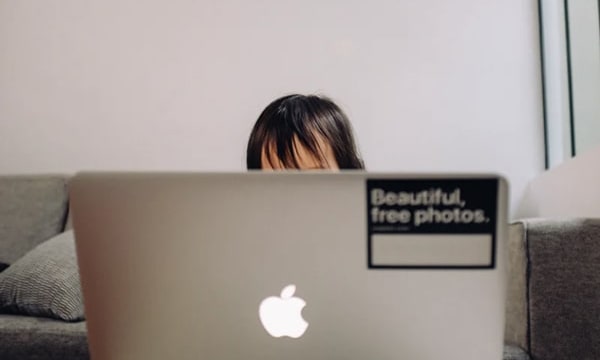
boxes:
[246,94,364,169]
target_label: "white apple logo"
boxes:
[259,284,309,338]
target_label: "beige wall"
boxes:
[518,145,600,218]
[0,0,545,214]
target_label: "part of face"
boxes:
[260,137,339,170]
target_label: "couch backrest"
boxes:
[527,218,600,360]
[507,218,600,360]
[0,175,69,264]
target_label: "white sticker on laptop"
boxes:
[366,178,498,269]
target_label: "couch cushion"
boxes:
[503,344,530,360]
[0,176,69,264]
[0,230,84,321]
[526,218,600,360]
[0,314,88,360]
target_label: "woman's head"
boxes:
[246,94,364,170]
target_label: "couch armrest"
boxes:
[505,223,528,351]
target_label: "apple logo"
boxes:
[259,284,309,339]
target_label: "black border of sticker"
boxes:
[366,178,498,270]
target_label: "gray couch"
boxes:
[0,176,88,359]
[0,176,598,359]
[505,218,600,360]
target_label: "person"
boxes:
[246,94,364,170]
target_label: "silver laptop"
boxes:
[70,172,507,360]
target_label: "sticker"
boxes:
[366,178,498,269]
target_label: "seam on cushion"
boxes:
[60,179,70,232]
[61,204,70,232]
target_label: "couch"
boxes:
[0,175,598,359]
[505,218,600,360]
[0,176,88,359]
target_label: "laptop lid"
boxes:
[70,172,507,360]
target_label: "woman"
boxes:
[246,94,364,170]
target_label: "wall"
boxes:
[517,145,600,218]
[0,0,545,214]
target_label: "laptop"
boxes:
[70,172,507,360]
